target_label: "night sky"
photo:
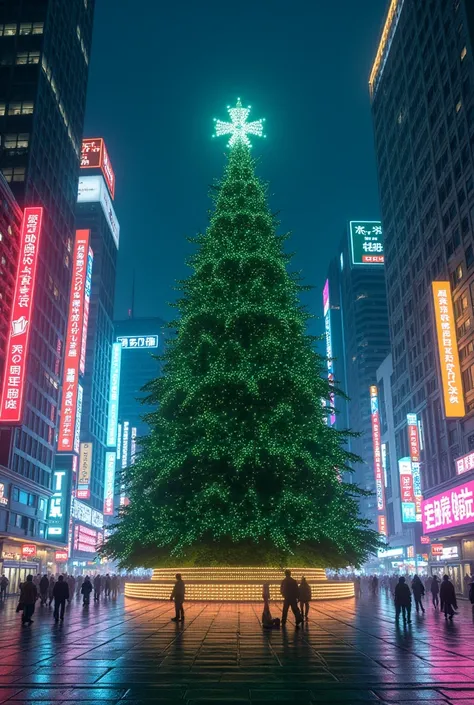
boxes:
[84,0,387,331]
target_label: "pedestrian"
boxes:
[67,574,75,601]
[76,575,83,598]
[411,575,425,614]
[170,573,185,622]
[104,573,111,597]
[81,575,93,605]
[440,574,457,620]
[261,583,280,629]
[431,575,440,609]
[371,575,379,595]
[48,575,55,606]
[394,576,412,625]
[0,574,8,599]
[111,574,118,599]
[280,569,303,627]
[299,576,312,621]
[52,574,69,622]
[93,573,102,602]
[39,574,49,605]
[354,576,361,598]
[469,580,474,617]
[19,574,37,625]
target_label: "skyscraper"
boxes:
[370,0,474,586]
[0,1,94,571]
[324,221,390,528]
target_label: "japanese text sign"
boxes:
[55,549,68,562]
[323,280,335,426]
[106,342,122,447]
[47,469,72,539]
[58,230,90,452]
[432,282,465,418]
[21,544,36,558]
[350,221,384,265]
[431,543,443,556]
[81,138,115,199]
[455,450,474,476]
[117,335,159,349]
[422,479,474,534]
[103,451,116,516]
[79,247,93,377]
[370,386,385,511]
[0,207,43,424]
[378,515,387,536]
[77,442,92,500]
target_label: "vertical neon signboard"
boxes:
[432,281,465,418]
[370,385,385,511]
[407,412,422,521]
[0,207,44,424]
[106,342,122,446]
[103,451,116,516]
[79,246,93,376]
[323,280,335,426]
[58,230,90,452]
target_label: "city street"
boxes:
[0,592,473,703]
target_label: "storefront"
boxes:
[427,540,474,596]
[0,539,63,593]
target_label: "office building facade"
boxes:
[370,0,474,588]
[0,0,94,576]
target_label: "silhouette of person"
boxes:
[280,570,302,627]
[394,576,412,625]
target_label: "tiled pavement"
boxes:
[0,591,473,703]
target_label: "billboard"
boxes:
[47,469,72,540]
[349,221,384,265]
[399,457,414,502]
[103,451,116,516]
[370,386,385,511]
[422,478,474,534]
[77,175,120,249]
[401,502,417,523]
[21,544,37,558]
[81,138,115,199]
[323,280,335,426]
[407,413,422,521]
[117,335,159,349]
[106,342,122,446]
[77,442,92,500]
[0,207,44,424]
[55,549,68,562]
[58,230,90,452]
[73,523,100,554]
[79,246,93,376]
[455,450,474,476]
[378,515,387,536]
[432,282,465,418]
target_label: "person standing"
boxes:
[67,575,75,601]
[48,575,55,606]
[52,575,69,622]
[394,576,412,625]
[93,574,102,602]
[0,574,8,600]
[411,575,425,614]
[111,574,118,599]
[431,575,440,609]
[440,574,457,620]
[371,575,379,595]
[299,576,312,621]
[39,574,49,605]
[354,576,361,598]
[280,570,302,626]
[104,573,111,598]
[170,573,185,622]
[19,574,37,625]
[76,575,83,598]
[81,576,93,605]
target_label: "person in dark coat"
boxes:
[93,574,102,602]
[280,570,303,626]
[19,574,37,625]
[431,575,440,609]
[411,575,425,614]
[170,573,185,622]
[299,577,312,621]
[261,583,280,629]
[81,576,93,605]
[394,576,412,625]
[104,573,111,597]
[440,574,457,619]
[39,574,49,605]
[52,575,69,621]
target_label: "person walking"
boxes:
[104,573,111,598]
[76,575,83,598]
[440,574,457,620]
[48,575,55,606]
[111,574,118,599]
[93,574,102,602]
[371,575,379,595]
[39,574,49,606]
[431,575,440,609]
[0,574,8,600]
[280,570,303,627]
[299,576,312,622]
[19,574,37,625]
[67,575,75,602]
[52,575,69,622]
[411,575,425,614]
[81,575,93,605]
[394,576,412,625]
[170,573,185,622]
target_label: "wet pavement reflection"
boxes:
[0,589,472,702]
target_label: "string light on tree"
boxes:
[214,97,265,148]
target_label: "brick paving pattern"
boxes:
[0,590,472,703]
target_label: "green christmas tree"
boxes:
[104,100,380,569]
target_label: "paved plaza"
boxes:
[0,591,473,703]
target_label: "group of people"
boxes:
[393,574,459,624]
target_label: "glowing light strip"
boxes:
[369,0,405,99]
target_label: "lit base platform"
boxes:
[125,567,354,601]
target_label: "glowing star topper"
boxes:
[214,98,265,148]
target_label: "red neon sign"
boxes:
[79,247,93,376]
[0,207,43,424]
[81,138,115,199]
[55,549,68,562]
[378,515,387,536]
[21,544,37,558]
[58,230,90,452]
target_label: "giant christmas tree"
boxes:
[104,100,380,569]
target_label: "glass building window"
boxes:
[0,104,5,116]
[19,22,44,35]
[0,24,17,36]
[2,167,26,183]
[16,51,40,65]
[8,102,34,116]
[4,133,29,149]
